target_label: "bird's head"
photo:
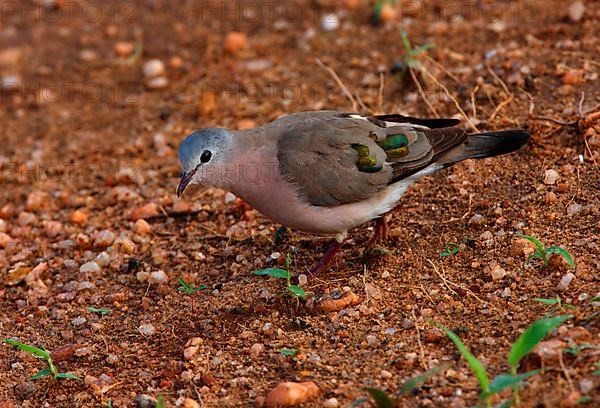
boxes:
[177,128,231,197]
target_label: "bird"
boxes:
[177,111,530,273]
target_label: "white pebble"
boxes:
[149,270,168,284]
[224,192,237,204]
[146,76,169,89]
[270,252,281,260]
[381,271,391,278]
[95,252,110,267]
[323,398,339,408]
[138,323,155,336]
[490,264,507,281]
[543,169,559,185]
[79,261,101,274]
[143,59,165,78]
[557,272,575,291]
[321,13,340,31]
[381,370,393,379]
[71,316,87,326]
[298,274,308,286]
[366,335,377,346]
[249,343,264,355]
[568,1,585,22]
[1,75,21,91]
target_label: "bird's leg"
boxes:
[309,231,347,275]
[365,215,389,249]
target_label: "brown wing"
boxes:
[384,126,468,183]
[276,115,392,207]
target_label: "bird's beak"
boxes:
[177,169,196,197]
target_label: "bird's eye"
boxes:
[200,150,212,163]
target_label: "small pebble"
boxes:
[491,264,507,281]
[183,346,198,361]
[224,32,247,53]
[138,324,155,336]
[79,261,101,274]
[366,335,377,346]
[143,59,165,78]
[543,169,559,185]
[95,252,110,267]
[131,203,159,220]
[149,270,168,284]
[71,316,87,326]
[468,213,484,225]
[79,49,98,62]
[298,274,308,286]
[0,232,12,248]
[18,212,37,226]
[568,1,585,22]
[114,41,134,57]
[183,398,201,408]
[379,3,398,24]
[250,343,264,356]
[381,369,393,379]
[225,192,237,204]
[135,394,157,408]
[146,76,169,89]
[42,220,62,237]
[1,75,21,91]
[567,203,581,216]
[545,191,557,204]
[381,270,391,278]
[321,13,340,31]
[71,209,88,224]
[322,397,340,408]
[557,272,575,291]
[0,218,6,232]
[579,378,593,394]
[134,219,152,235]
[93,230,116,247]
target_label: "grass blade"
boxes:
[2,339,51,360]
[287,285,305,298]
[533,298,560,305]
[252,268,290,279]
[434,323,490,395]
[399,364,446,395]
[517,234,545,254]
[30,368,53,380]
[508,315,572,369]
[488,370,540,395]
[545,246,575,268]
[56,372,81,380]
[366,388,395,408]
[87,307,112,315]
[279,348,299,358]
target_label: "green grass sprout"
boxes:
[435,315,572,407]
[279,348,299,359]
[439,242,460,258]
[2,339,81,381]
[252,254,305,299]
[177,278,207,295]
[366,387,395,408]
[87,307,112,315]
[517,234,574,268]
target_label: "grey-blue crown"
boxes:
[178,128,227,171]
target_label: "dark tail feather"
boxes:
[439,129,530,166]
